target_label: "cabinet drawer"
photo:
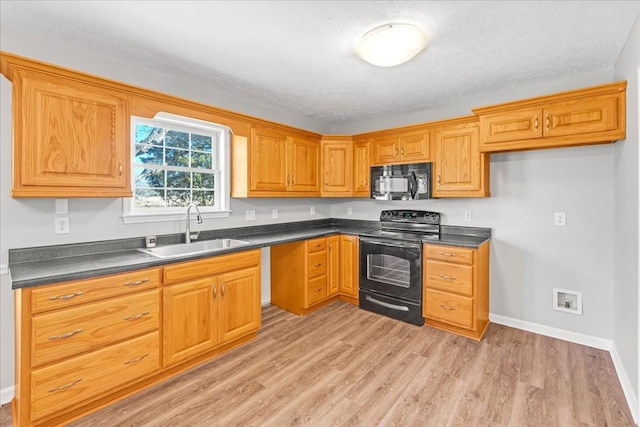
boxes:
[425,289,473,329]
[32,332,159,422]
[32,290,159,367]
[32,268,160,313]
[425,245,474,265]
[425,261,473,296]
[307,275,327,305]
[307,237,327,253]
[162,249,260,285]
[308,251,327,278]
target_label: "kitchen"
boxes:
[0,1,639,426]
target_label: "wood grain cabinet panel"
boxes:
[423,241,490,340]
[249,127,289,192]
[289,135,321,193]
[218,266,261,344]
[321,136,353,196]
[338,235,359,302]
[475,81,626,152]
[371,131,430,166]
[352,137,371,197]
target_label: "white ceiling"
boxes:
[1,1,639,129]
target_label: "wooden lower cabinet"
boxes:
[271,234,359,315]
[423,242,490,340]
[14,250,261,426]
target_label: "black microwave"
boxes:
[370,162,432,200]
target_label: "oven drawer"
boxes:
[307,251,327,278]
[307,238,327,253]
[424,289,473,329]
[425,245,474,265]
[307,276,327,305]
[359,290,424,326]
[425,260,473,296]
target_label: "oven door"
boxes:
[359,238,422,303]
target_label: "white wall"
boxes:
[613,13,640,415]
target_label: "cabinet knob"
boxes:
[395,148,398,156]
[118,161,124,176]
[212,284,217,300]
[401,147,404,156]
[437,174,441,186]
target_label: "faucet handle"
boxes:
[190,231,200,241]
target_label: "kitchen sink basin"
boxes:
[138,239,251,258]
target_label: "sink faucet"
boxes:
[185,202,203,244]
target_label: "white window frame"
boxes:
[122,112,231,224]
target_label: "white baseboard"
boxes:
[0,385,14,405]
[490,313,638,423]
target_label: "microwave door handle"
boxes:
[409,171,417,199]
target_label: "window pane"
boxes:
[167,171,191,189]
[192,172,215,189]
[193,190,215,207]
[135,144,164,165]
[191,151,212,169]
[135,125,164,145]
[135,189,166,208]
[167,190,191,207]
[165,130,189,149]
[135,168,165,188]
[191,134,213,152]
[166,148,189,167]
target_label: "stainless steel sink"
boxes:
[138,239,251,258]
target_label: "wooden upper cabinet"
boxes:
[321,136,353,196]
[249,127,288,192]
[288,135,321,193]
[371,130,430,165]
[8,68,130,197]
[352,137,370,197]
[432,117,489,198]
[475,81,626,152]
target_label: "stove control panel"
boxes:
[380,210,440,224]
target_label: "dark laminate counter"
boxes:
[8,219,490,289]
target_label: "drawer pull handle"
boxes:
[534,115,539,132]
[439,252,456,257]
[124,311,150,321]
[439,304,456,311]
[314,288,323,293]
[545,113,550,131]
[439,275,455,280]
[124,353,150,365]
[48,329,82,341]
[49,378,82,393]
[49,291,83,301]
[124,279,149,286]
[314,263,322,267]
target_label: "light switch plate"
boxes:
[246,210,256,221]
[55,199,68,215]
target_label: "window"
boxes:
[122,113,231,223]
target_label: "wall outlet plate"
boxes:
[347,207,353,216]
[464,211,472,222]
[554,212,566,226]
[310,206,315,216]
[55,217,69,234]
[553,288,582,315]
[245,210,256,221]
[272,209,278,219]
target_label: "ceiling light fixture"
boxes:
[355,23,428,67]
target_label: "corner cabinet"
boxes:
[1,53,131,197]
[423,242,490,340]
[473,81,626,152]
[432,117,490,198]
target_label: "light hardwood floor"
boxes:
[1,301,635,426]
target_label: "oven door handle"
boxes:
[365,295,410,312]
[361,238,421,250]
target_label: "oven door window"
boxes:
[367,254,410,288]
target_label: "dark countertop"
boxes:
[8,219,490,289]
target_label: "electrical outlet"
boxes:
[554,212,566,226]
[464,211,472,222]
[272,209,278,219]
[245,210,256,221]
[310,206,315,216]
[347,207,353,216]
[55,217,69,234]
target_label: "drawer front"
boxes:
[425,245,474,265]
[32,332,159,422]
[307,237,327,253]
[162,249,261,285]
[32,290,159,367]
[307,275,327,305]
[32,268,160,313]
[307,251,327,278]
[425,260,473,296]
[425,289,473,329]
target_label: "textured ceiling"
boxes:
[1,1,639,128]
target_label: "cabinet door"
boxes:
[162,277,218,367]
[14,69,130,197]
[479,107,542,145]
[288,136,321,193]
[327,236,340,296]
[433,122,488,197]
[339,235,359,299]
[371,137,399,165]
[353,139,370,196]
[249,127,288,192]
[399,131,430,162]
[218,266,261,343]
[322,141,352,195]
[543,93,620,138]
